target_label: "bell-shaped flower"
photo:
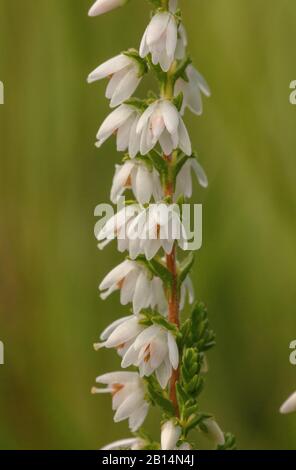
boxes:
[127,203,188,261]
[110,159,162,204]
[101,437,145,450]
[175,158,208,198]
[174,65,211,116]
[280,391,296,414]
[99,260,167,314]
[161,420,182,450]
[88,0,127,17]
[136,100,191,156]
[202,418,225,447]
[95,204,140,251]
[121,325,179,388]
[88,53,145,108]
[96,104,141,157]
[94,314,145,357]
[92,371,149,432]
[140,12,178,72]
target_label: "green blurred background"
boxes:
[0,0,296,450]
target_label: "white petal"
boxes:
[178,118,192,155]
[99,260,134,291]
[280,391,296,414]
[166,16,178,58]
[203,419,225,446]
[147,13,170,46]
[133,271,152,314]
[110,68,141,108]
[167,332,179,370]
[191,159,208,188]
[155,358,172,389]
[96,371,139,385]
[100,315,133,341]
[133,165,153,204]
[161,101,179,134]
[161,421,182,450]
[114,391,144,422]
[116,114,134,152]
[97,105,134,143]
[128,115,141,158]
[101,438,143,451]
[128,402,149,432]
[87,54,130,83]
[88,0,125,17]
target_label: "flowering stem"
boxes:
[161,61,181,415]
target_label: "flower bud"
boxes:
[161,420,182,450]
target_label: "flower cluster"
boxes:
[87,0,234,451]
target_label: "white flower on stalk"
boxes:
[161,420,182,450]
[280,391,296,414]
[94,314,145,357]
[110,159,162,204]
[99,260,167,315]
[96,104,141,157]
[88,0,127,17]
[175,158,208,198]
[140,12,178,72]
[174,65,211,116]
[127,203,188,261]
[136,100,191,156]
[101,437,145,450]
[202,418,225,447]
[121,325,179,389]
[92,371,149,432]
[88,53,144,108]
[95,203,140,252]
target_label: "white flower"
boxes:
[95,204,140,251]
[140,12,178,72]
[96,104,141,157]
[175,158,208,198]
[88,0,127,17]
[136,100,191,156]
[92,371,149,432]
[174,65,211,116]
[101,437,145,450]
[280,391,296,414]
[121,325,179,388]
[127,203,188,261]
[88,54,144,108]
[110,159,162,204]
[203,418,225,447]
[161,420,182,450]
[99,260,167,314]
[94,314,145,357]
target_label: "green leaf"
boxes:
[217,433,237,450]
[178,252,195,285]
[174,56,192,82]
[124,97,148,111]
[145,377,175,416]
[136,255,173,286]
[173,153,190,183]
[173,92,183,112]
[148,149,168,177]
